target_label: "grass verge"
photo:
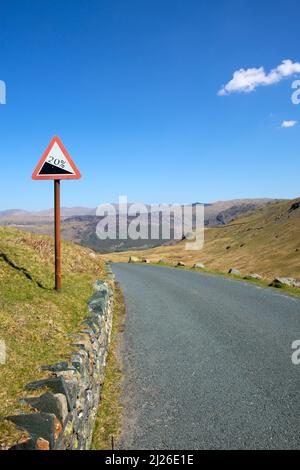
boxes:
[0,227,105,449]
[91,284,126,450]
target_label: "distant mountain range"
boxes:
[0,199,278,252]
[0,207,96,220]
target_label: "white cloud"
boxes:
[218,60,300,96]
[281,120,297,128]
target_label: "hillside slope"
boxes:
[0,227,105,449]
[0,199,275,253]
[104,198,300,280]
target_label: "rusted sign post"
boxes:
[54,179,61,290]
[32,136,81,291]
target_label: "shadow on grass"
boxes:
[0,252,49,290]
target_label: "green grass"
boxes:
[0,227,105,449]
[91,285,126,450]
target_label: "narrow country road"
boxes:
[112,263,300,450]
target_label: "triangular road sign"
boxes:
[32,136,81,180]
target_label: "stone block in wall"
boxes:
[82,318,100,335]
[9,437,50,450]
[7,413,61,450]
[72,335,94,356]
[71,351,87,375]
[88,287,110,316]
[23,392,68,425]
[25,376,76,411]
[41,362,71,373]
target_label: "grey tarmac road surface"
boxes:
[112,263,300,450]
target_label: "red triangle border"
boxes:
[32,136,81,180]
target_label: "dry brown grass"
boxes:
[103,198,300,281]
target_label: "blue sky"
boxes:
[1,0,300,210]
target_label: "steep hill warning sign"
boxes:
[32,136,81,180]
[32,136,81,291]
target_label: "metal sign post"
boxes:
[32,136,81,291]
[54,179,61,291]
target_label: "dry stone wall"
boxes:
[7,277,114,450]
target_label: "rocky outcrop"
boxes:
[269,277,300,288]
[7,279,114,451]
[193,263,205,269]
[228,268,241,276]
[128,256,140,263]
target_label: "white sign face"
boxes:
[32,136,81,180]
[38,142,76,176]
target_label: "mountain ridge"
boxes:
[0,198,280,253]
